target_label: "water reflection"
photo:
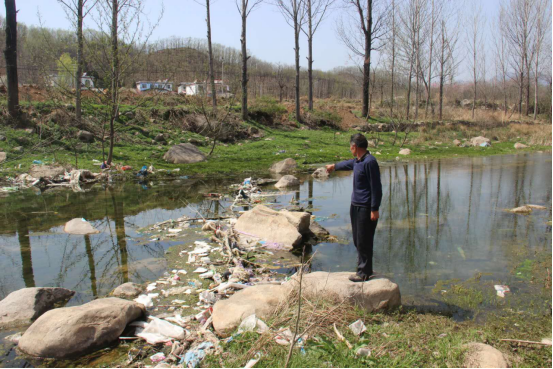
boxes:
[0,154,550,303]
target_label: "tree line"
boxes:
[2,0,552,128]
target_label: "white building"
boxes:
[48,73,95,89]
[136,80,173,93]
[178,80,231,98]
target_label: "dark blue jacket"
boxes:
[335,153,383,211]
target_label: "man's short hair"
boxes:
[350,133,368,149]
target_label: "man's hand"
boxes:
[326,164,335,174]
[370,210,379,221]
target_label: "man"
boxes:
[326,133,382,282]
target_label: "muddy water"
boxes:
[0,153,551,365]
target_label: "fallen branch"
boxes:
[500,339,552,346]
[333,323,353,349]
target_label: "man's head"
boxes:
[350,133,368,158]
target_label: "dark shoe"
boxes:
[349,274,368,282]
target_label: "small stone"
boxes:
[64,218,100,235]
[399,148,411,155]
[356,347,371,357]
[312,167,329,179]
[112,282,143,298]
[270,158,297,174]
[275,175,300,188]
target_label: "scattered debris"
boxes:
[494,285,510,298]
[349,319,367,336]
[237,314,269,335]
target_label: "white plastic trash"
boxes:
[199,270,214,279]
[193,267,208,273]
[136,316,185,344]
[494,285,510,297]
[237,314,269,334]
[349,319,367,336]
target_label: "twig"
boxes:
[333,323,353,349]
[284,246,306,368]
[500,339,552,346]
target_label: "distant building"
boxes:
[136,80,173,93]
[48,73,95,89]
[178,80,231,98]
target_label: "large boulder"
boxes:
[212,284,289,337]
[212,272,401,337]
[0,152,6,163]
[28,165,65,179]
[470,136,491,147]
[286,272,401,312]
[464,343,509,368]
[0,287,75,328]
[275,175,300,188]
[163,143,206,164]
[112,282,143,298]
[234,205,310,249]
[312,167,329,179]
[399,148,411,155]
[64,218,100,235]
[18,298,145,359]
[77,130,95,143]
[269,158,297,174]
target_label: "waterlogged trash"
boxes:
[274,328,294,345]
[193,267,208,274]
[146,283,157,292]
[150,352,166,363]
[136,317,185,344]
[457,247,466,260]
[237,314,269,334]
[480,142,491,147]
[134,293,159,308]
[494,285,510,297]
[199,291,217,304]
[349,319,367,336]
[199,270,214,279]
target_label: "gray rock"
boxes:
[269,158,297,174]
[18,298,145,359]
[163,143,206,164]
[77,130,95,143]
[188,138,205,146]
[0,287,75,328]
[464,343,509,368]
[235,205,311,250]
[309,220,329,238]
[154,133,167,143]
[64,218,100,235]
[0,152,6,163]
[312,167,329,179]
[275,175,300,188]
[112,282,143,298]
[29,165,65,178]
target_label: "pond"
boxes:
[0,152,551,365]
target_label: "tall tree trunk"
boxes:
[206,0,217,111]
[240,0,248,121]
[294,4,301,122]
[107,0,118,165]
[438,21,444,121]
[518,55,523,117]
[533,54,539,120]
[425,0,434,119]
[390,0,395,117]
[406,56,413,118]
[76,0,83,124]
[4,0,19,118]
[362,0,373,119]
[307,0,313,111]
[414,9,420,120]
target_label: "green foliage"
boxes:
[56,53,77,89]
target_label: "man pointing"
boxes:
[326,133,383,282]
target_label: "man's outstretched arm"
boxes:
[326,159,355,173]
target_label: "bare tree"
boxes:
[236,0,263,121]
[194,0,218,111]
[58,0,98,124]
[301,0,332,111]
[466,3,485,120]
[495,7,509,118]
[501,0,536,118]
[337,0,388,119]
[531,0,551,120]
[276,0,307,122]
[424,0,439,118]
[4,0,19,119]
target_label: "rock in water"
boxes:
[163,143,206,164]
[212,285,288,337]
[235,205,310,249]
[470,136,491,147]
[399,148,411,155]
[212,272,401,337]
[507,205,532,214]
[464,343,509,368]
[269,158,297,174]
[312,167,329,179]
[18,298,145,359]
[275,175,300,188]
[112,282,143,298]
[514,142,528,149]
[309,220,329,238]
[0,287,75,328]
[64,218,100,235]
[77,130,95,143]
[28,165,65,179]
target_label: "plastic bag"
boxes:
[136,317,185,344]
[237,314,269,334]
[349,319,367,336]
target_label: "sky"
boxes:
[1,0,506,80]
